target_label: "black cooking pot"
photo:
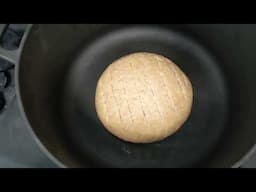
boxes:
[0,24,255,168]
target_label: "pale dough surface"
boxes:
[95,52,193,143]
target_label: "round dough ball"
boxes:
[95,52,193,143]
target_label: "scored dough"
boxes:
[95,52,193,143]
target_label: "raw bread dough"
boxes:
[95,52,193,143]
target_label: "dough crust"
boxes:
[95,52,193,143]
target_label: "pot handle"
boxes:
[0,24,30,65]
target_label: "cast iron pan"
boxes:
[0,24,237,168]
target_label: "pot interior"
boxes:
[18,24,256,167]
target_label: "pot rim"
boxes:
[15,24,66,168]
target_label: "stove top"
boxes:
[0,24,57,168]
[0,24,255,168]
